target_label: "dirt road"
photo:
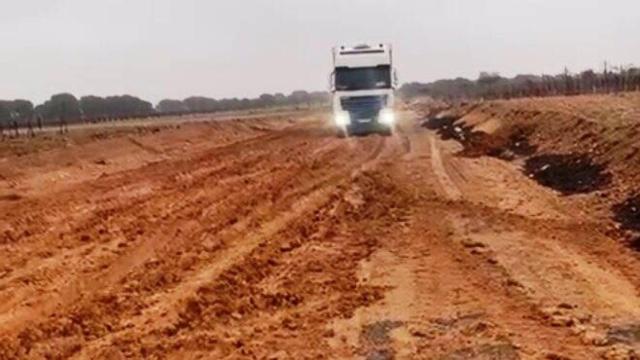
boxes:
[1,109,640,359]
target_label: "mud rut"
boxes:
[2,115,640,359]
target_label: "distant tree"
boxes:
[273,93,287,105]
[288,90,310,106]
[80,95,108,119]
[103,95,154,118]
[630,67,640,91]
[183,96,219,113]
[0,102,11,123]
[11,100,34,119]
[478,72,502,85]
[308,91,330,105]
[258,93,276,107]
[239,98,251,109]
[40,93,81,122]
[579,70,597,94]
[157,99,188,113]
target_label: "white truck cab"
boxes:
[330,43,397,136]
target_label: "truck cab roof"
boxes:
[333,43,392,68]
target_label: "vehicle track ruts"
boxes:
[3,111,640,359]
[1,132,340,318]
[0,122,388,358]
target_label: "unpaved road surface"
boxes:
[2,110,640,359]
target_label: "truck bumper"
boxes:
[345,121,392,136]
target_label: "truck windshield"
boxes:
[335,65,391,91]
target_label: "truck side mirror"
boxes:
[329,71,336,92]
[393,69,399,89]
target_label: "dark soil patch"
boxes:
[524,154,611,195]
[423,116,537,160]
[360,320,403,360]
[422,116,493,157]
[461,125,538,160]
[607,324,640,344]
[613,195,640,232]
[501,126,538,158]
[0,193,22,202]
[361,320,403,345]
[421,116,459,131]
[422,116,473,143]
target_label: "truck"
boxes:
[330,43,397,137]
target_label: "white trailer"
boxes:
[330,43,397,136]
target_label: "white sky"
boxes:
[1,0,639,104]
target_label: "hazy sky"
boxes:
[1,0,639,105]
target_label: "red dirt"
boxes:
[1,102,640,359]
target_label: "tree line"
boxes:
[400,64,640,101]
[0,90,330,129]
[156,91,329,115]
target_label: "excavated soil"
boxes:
[524,154,611,195]
[429,93,640,234]
[613,195,640,232]
[2,104,640,359]
[422,116,536,160]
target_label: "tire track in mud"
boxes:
[8,111,639,359]
[0,129,330,322]
[95,144,405,359]
[0,125,293,248]
[0,128,388,358]
[0,137,319,329]
[301,121,604,359]
[429,134,462,201]
[419,121,640,358]
[72,172,345,359]
[0,126,327,264]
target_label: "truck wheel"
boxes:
[337,128,348,138]
[380,127,393,137]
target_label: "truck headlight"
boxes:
[379,109,395,125]
[334,111,350,126]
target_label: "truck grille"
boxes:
[340,96,386,120]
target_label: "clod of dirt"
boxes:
[361,320,403,345]
[524,154,611,195]
[441,343,520,360]
[360,320,403,360]
[613,196,640,232]
[367,349,395,360]
[545,353,573,360]
[601,345,639,360]
[607,324,640,345]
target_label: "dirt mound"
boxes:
[421,93,640,234]
[524,154,611,195]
